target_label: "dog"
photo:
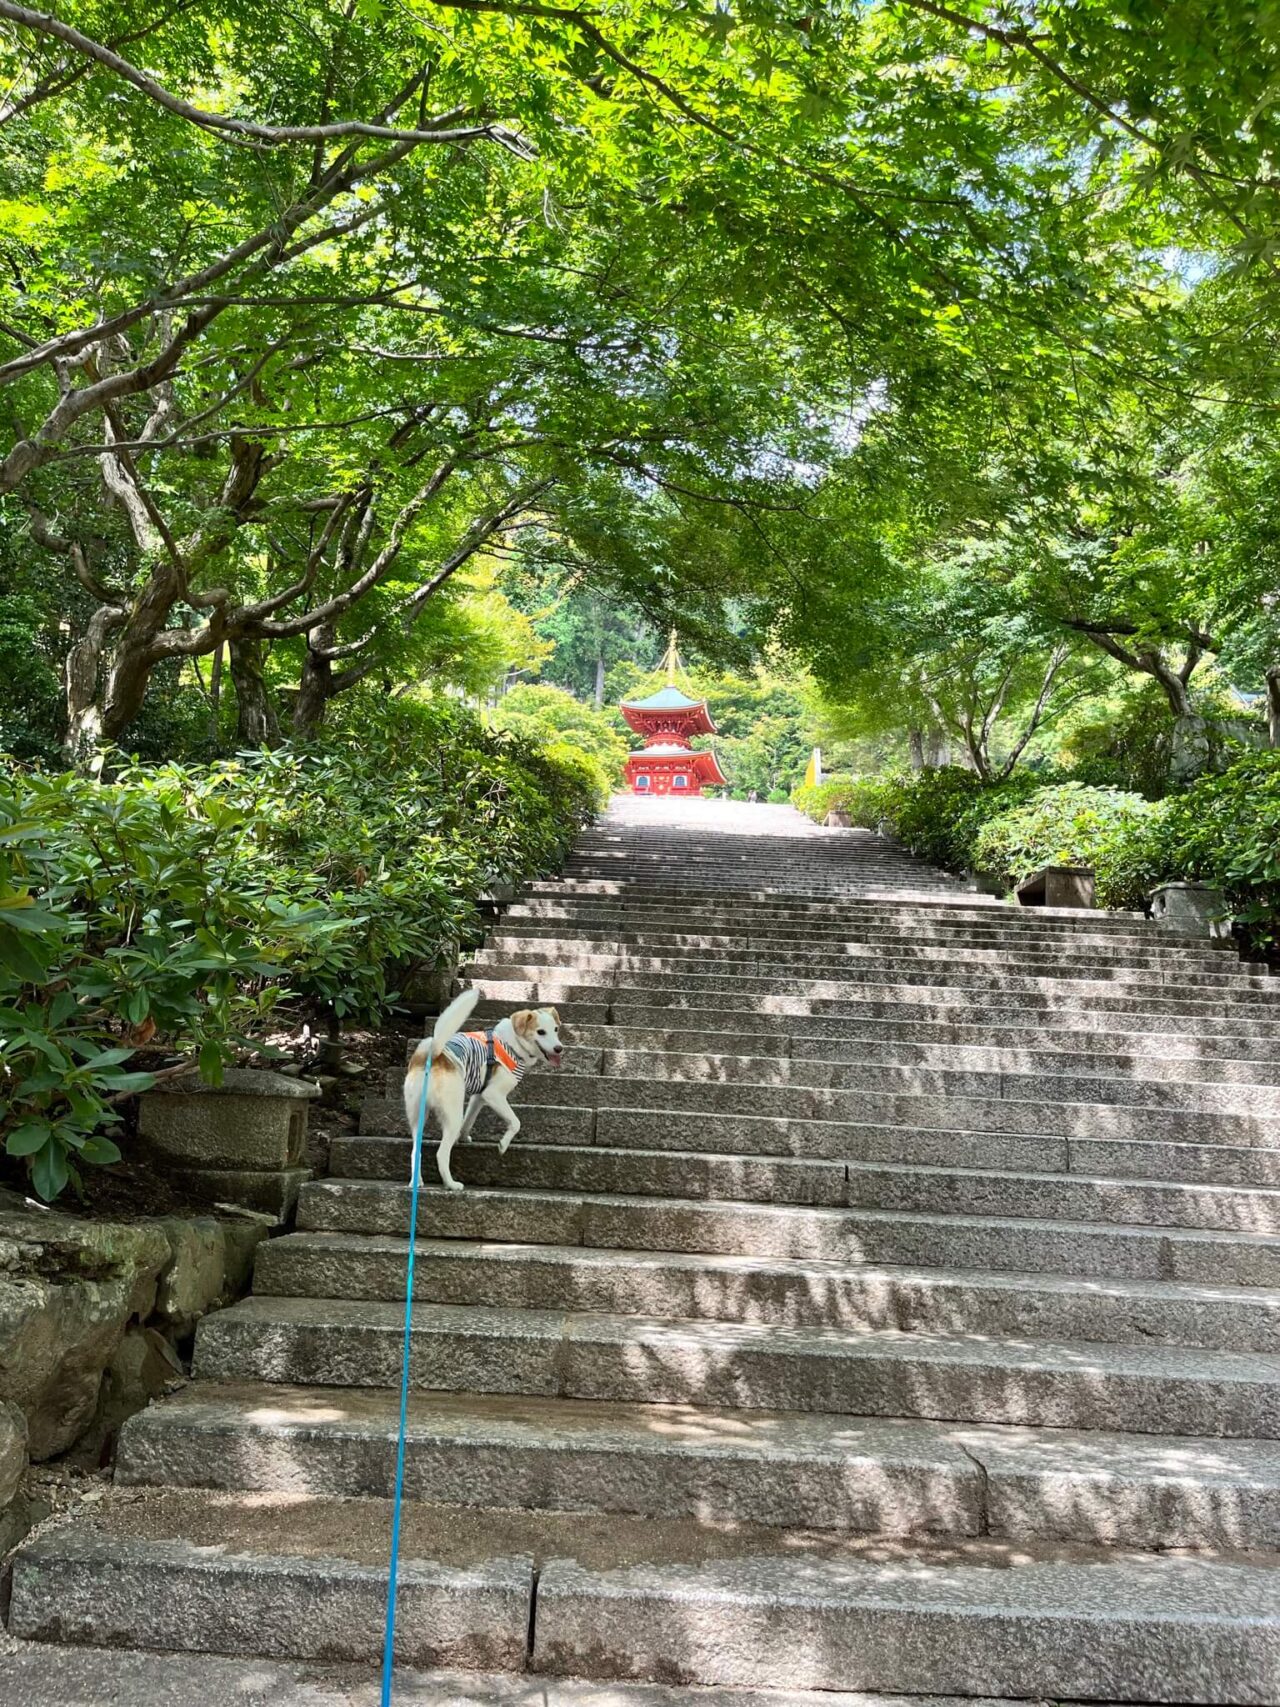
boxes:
[403,988,564,1192]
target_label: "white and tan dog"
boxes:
[403,988,564,1192]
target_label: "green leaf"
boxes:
[31,1137,70,1202]
[5,1121,51,1157]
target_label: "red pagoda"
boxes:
[620,642,727,796]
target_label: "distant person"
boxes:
[747,789,759,803]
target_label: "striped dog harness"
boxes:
[442,1029,528,1098]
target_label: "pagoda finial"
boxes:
[662,627,680,684]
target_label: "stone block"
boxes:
[1015,865,1096,909]
[154,1218,227,1335]
[182,1165,312,1223]
[0,1396,28,1511]
[138,1068,319,1170]
[0,1208,170,1459]
[94,1325,186,1446]
[1149,881,1232,939]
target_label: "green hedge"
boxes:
[971,783,1162,910]
[791,775,897,827]
[1152,753,1280,945]
[0,695,597,1200]
[794,755,1280,938]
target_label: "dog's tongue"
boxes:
[547,1054,562,1069]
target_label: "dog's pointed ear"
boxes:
[549,1007,561,1025]
[513,1009,538,1039]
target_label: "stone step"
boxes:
[569,1026,1280,1086]
[343,1126,1280,1221]
[466,1000,1280,1062]
[117,1381,1280,1550]
[356,1104,1280,1189]
[488,935,1262,990]
[467,955,1280,1003]
[192,1294,1280,1437]
[504,901,1227,946]
[0,1648,1045,1707]
[470,973,1280,1028]
[378,1070,1280,1150]
[600,1000,1280,1048]
[7,1490,533,1668]
[513,894,1193,940]
[117,1383,983,1537]
[531,1544,1280,1700]
[296,1179,1280,1287]
[257,1230,1280,1351]
[580,1047,1280,1113]
[21,1487,1280,1699]
[525,880,1146,924]
[489,924,1243,974]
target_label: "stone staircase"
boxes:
[9,798,1280,1702]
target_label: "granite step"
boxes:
[531,1543,1280,1701]
[486,921,1247,966]
[586,1047,1280,1112]
[191,1295,1280,1436]
[570,1028,1280,1087]
[341,1131,1280,1220]
[296,1179,1280,1286]
[465,959,1280,1011]
[470,974,1280,1026]
[361,1102,1280,1186]
[479,938,1266,989]
[502,902,1222,944]
[0,1648,1055,1707]
[116,1382,1280,1550]
[381,1070,1280,1150]
[255,1230,1280,1351]
[116,1384,983,1537]
[18,1487,1280,1699]
[600,1000,1280,1047]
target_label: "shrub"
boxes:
[792,775,897,827]
[488,683,628,802]
[971,783,1163,909]
[0,695,597,1200]
[1153,752,1280,947]
[864,767,1043,872]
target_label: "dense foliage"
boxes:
[0,696,595,1200]
[796,756,1280,938]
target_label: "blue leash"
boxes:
[380,1049,431,1703]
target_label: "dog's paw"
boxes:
[498,1135,516,1155]
[443,1178,464,1193]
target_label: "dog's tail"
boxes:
[403,987,479,1134]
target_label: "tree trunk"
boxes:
[292,625,336,737]
[230,636,281,747]
[63,607,155,767]
[593,653,605,709]
[924,731,950,768]
[908,728,925,770]
[1268,666,1280,749]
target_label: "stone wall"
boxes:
[0,1193,266,1551]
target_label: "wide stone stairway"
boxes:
[9,797,1280,1703]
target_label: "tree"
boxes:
[489,682,630,787]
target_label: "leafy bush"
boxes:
[971,783,1163,909]
[488,683,628,804]
[886,768,1047,871]
[1153,752,1280,946]
[792,775,897,826]
[0,695,597,1200]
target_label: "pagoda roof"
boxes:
[621,684,707,712]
